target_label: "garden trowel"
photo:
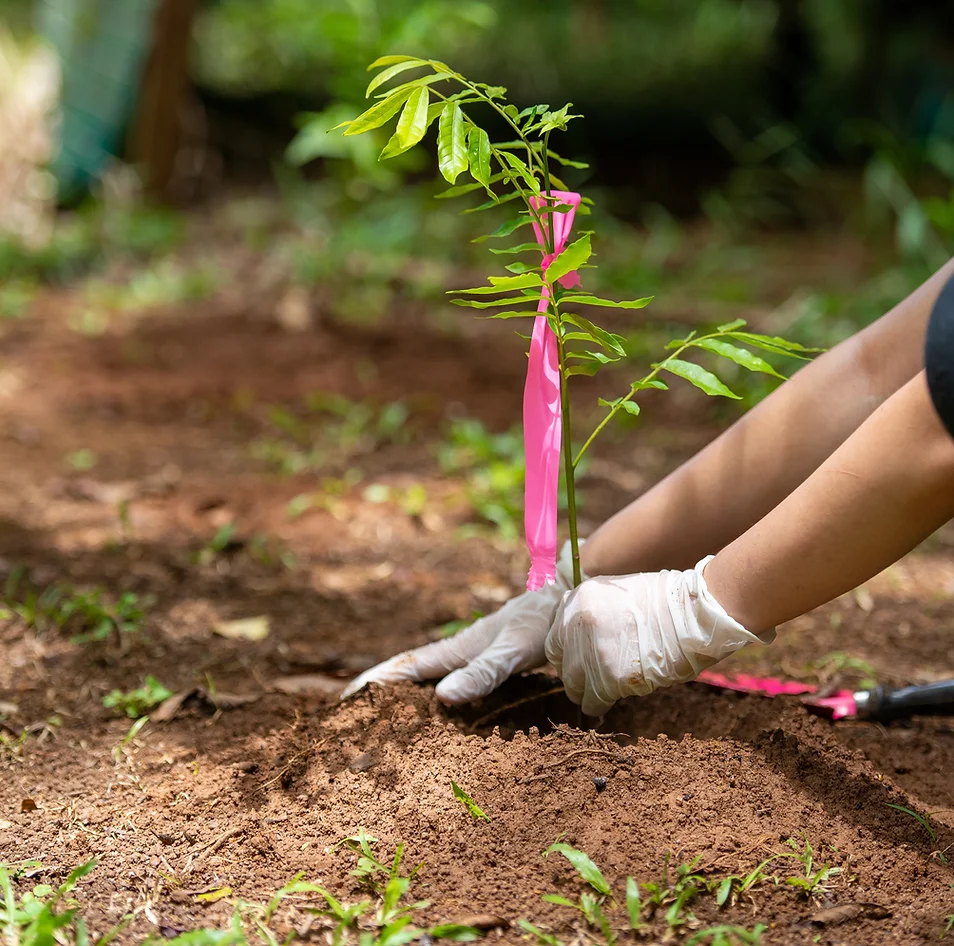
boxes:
[695,669,954,722]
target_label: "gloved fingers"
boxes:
[339,613,502,700]
[434,625,548,705]
[545,597,590,709]
[580,682,616,720]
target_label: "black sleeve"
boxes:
[926,273,954,440]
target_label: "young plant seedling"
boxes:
[102,675,172,719]
[539,843,616,945]
[330,55,819,584]
[780,837,842,899]
[451,781,490,821]
[714,856,782,909]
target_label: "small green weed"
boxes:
[887,804,948,863]
[0,859,130,945]
[687,924,767,945]
[780,837,842,898]
[437,612,483,639]
[102,676,172,718]
[811,651,878,690]
[3,569,152,644]
[451,781,490,822]
[194,522,239,566]
[714,856,780,908]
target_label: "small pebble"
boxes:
[592,777,607,793]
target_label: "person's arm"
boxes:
[546,366,954,717]
[705,369,954,632]
[581,257,954,578]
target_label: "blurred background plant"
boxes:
[2,0,953,387]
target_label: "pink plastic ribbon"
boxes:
[523,190,581,591]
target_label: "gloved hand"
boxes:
[341,541,583,705]
[545,556,775,717]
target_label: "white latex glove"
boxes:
[545,556,776,717]
[341,542,584,705]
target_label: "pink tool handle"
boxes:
[523,191,581,590]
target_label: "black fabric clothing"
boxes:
[927,274,954,440]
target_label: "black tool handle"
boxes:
[858,680,954,722]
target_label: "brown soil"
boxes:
[2,255,954,945]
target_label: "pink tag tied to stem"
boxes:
[523,190,582,591]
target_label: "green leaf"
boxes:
[461,192,521,215]
[632,378,668,392]
[716,877,734,907]
[547,149,590,169]
[436,171,505,199]
[468,126,492,190]
[563,313,625,355]
[695,339,786,379]
[367,55,424,70]
[451,781,490,821]
[497,150,540,193]
[716,318,747,332]
[452,298,543,309]
[728,332,823,359]
[437,103,468,184]
[448,273,543,295]
[366,60,428,97]
[488,242,543,255]
[626,877,642,929]
[395,86,430,150]
[661,359,741,399]
[567,364,599,378]
[482,311,541,320]
[376,73,448,99]
[559,293,653,309]
[620,400,640,416]
[504,262,539,274]
[567,350,618,365]
[473,217,531,242]
[543,843,612,896]
[541,894,578,908]
[546,234,591,284]
[342,87,414,136]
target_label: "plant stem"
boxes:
[553,302,582,587]
[572,334,714,468]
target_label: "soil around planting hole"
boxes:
[2,271,954,945]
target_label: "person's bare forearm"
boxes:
[581,257,954,577]
[705,371,954,633]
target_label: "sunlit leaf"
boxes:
[376,73,448,99]
[448,273,543,295]
[468,126,492,191]
[504,261,539,274]
[395,86,430,149]
[716,318,747,332]
[452,297,543,309]
[366,60,429,97]
[546,234,591,283]
[694,339,786,379]
[661,359,740,399]
[567,364,600,377]
[341,87,414,136]
[367,55,424,71]
[560,293,653,309]
[437,103,468,184]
